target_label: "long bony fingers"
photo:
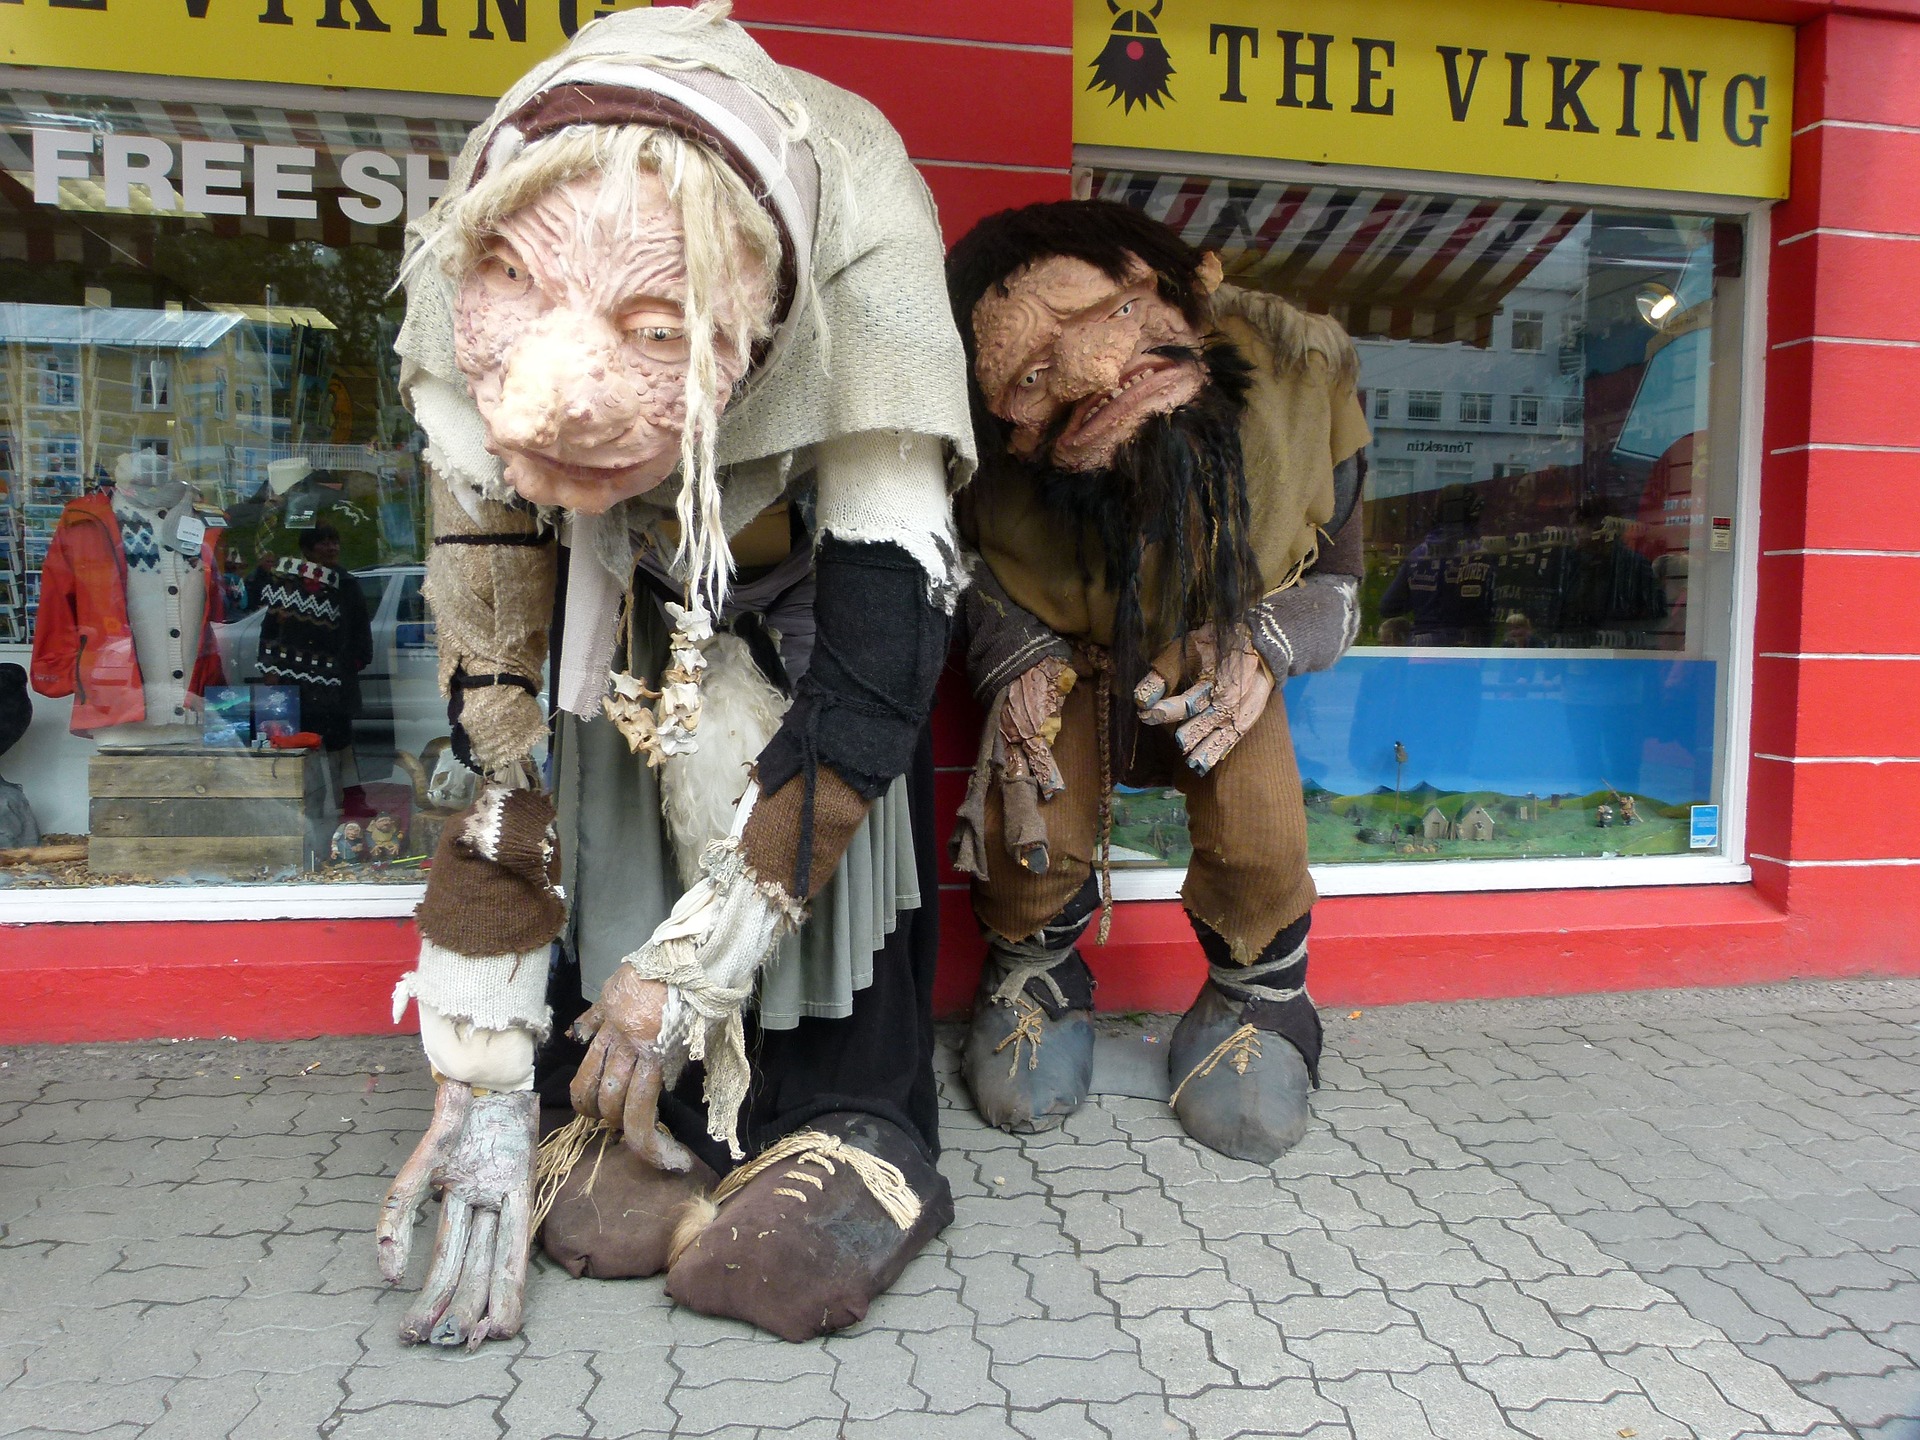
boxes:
[377,1082,471,1284]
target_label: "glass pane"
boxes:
[1090,169,1744,870]
[0,92,472,886]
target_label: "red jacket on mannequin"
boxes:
[29,492,226,735]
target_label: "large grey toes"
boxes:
[961,993,1094,1133]
[1168,980,1312,1163]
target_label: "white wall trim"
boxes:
[1750,854,1920,868]
[1759,651,1920,661]
[1753,752,1920,764]
[1763,548,1920,557]
[1771,442,1920,455]
[1793,119,1920,137]
[1109,856,1753,902]
[1776,227,1920,247]
[1772,335,1920,350]
[0,884,424,925]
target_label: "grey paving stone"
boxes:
[1747,1330,1915,1386]
[1388,1364,1523,1438]
[3,979,1917,1438]
[1168,1380,1345,1440]
[666,1371,845,1435]
[1315,1371,1440,1439]
[1121,1309,1235,1394]
[992,1348,1160,1410]
[1508,1393,1688,1440]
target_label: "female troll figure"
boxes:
[376,3,974,1347]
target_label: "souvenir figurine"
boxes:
[379,3,973,1348]
[330,820,369,865]
[367,812,403,862]
[947,200,1369,1161]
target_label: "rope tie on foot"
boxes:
[710,1130,922,1232]
[531,1115,614,1232]
[1169,1024,1264,1107]
[993,998,1048,1077]
[1207,934,1310,1007]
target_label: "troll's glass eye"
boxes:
[1113,298,1137,319]
[1019,368,1044,389]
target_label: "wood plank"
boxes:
[87,835,305,878]
[88,796,309,840]
[87,753,307,799]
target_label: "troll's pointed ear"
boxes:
[1197,251,1224,297]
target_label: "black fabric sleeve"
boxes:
[755,536,951,802]
[960,556,1072,706]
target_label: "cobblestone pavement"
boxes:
[1,978,1917,1439]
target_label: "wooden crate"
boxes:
[88,751,312,879]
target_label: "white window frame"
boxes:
[1405,389,1443,422]
[1371,388,1391,420]
[1076,142,1768,902]
[1510,308,1547,352]
[1459,391,1493,424]
[1511,393,1542,427]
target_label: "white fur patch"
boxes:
[659,633,789,886]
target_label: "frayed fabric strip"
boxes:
[625,837,804,1159]
[393,939,555,1042]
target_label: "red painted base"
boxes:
[5,876,1918,1046]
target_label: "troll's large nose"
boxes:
[487,313,631,453]
[1050,324,1133,403]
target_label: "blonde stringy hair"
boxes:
[432,122,784,612]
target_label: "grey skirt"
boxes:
[553,593,920,1029]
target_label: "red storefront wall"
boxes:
[4,0,1919,1043]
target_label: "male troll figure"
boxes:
[947,200,1369,1161]
[376,4,974,1347]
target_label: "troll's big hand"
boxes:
[567,963,694,1173]
[999,656,1076,798]
[378,1082,538,1348]
[1135,623,1272,777]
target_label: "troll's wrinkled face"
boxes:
[452,169,759,514]
[970,252,1209,473]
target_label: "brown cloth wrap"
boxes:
[423,466,556,780]
[739,767,871,902]
[415,789,566,957]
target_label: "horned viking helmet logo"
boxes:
[1087,0,1176,113]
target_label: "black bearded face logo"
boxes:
[1087,0,1175,113]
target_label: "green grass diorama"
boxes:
[1108,781,1696,866]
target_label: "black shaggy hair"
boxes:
[1020,338,1260,690]
[947,199,1215,465]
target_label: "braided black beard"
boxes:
[1024,338,1260,688]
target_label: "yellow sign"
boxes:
[1075,0,1793,199]
[2,0,651,99]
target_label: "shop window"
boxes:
[1088,165,1749,878]
[1510,309,1546,352]
[0,90,473,889]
